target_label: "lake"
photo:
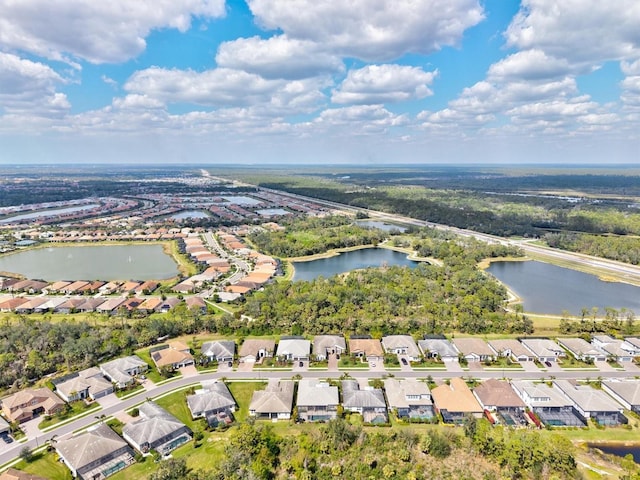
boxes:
[0,204,100,224]
[170,210,210,220]
[356,220,407,232]
[487,260,640,315]
[0,244,179,281]
[292,248,419,282]
[588,443,640,463]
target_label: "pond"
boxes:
[169,210,210,220]
[257,208,290,217]
[0,204,100,224]
[292,248,419,282]
[356,220,407,232]
[588,443,640,463]
[486,260,640,315]
[0,244,179,281]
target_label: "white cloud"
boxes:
[216,35,343,79]
[332,64,437,104]
[0,0,226,64]
[247,0,484,61]
[488,50,575,81]
[112,94,166,110]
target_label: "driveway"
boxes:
[594,360,616,372]
[623,362,640,373]
[293,360,308,372]
[398,355,412,372]
[237,361,254,372]
[179,365,198,378]
[519,360,541,372]
[467,361,484,372]
[327,354,338,372]
[445,360,463,372]
[368,359,385,372]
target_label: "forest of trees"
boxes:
[544,232,640,265]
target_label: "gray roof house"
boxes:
[100,356,148,389]
[418,337,459,362]
[249,380,294,420]
[487,339,535,362]
[54,367,113,402]
[452,338,495,362]
[312,335,347,361]
[520,338,566,362]
[602,380,640,414]
[56,423,135,480]
[381,335,421,361]
[123,402,192,456]
[187,381,236,427]
[201,340,235,363]
[384,378,434,420]
[553,380,625,426]
[238,339,276,363]
[592,335,640,362]
[276,337,311,361]
[511,380,585,427]
[557,338,606,362]
[296,380,340,422]
[342,380,388,424]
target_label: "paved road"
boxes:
[2,366,637,467]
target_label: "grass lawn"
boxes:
[115,384,144,398]
[133,349,169,384]
[12,451,73,480]
[109,455,157,480]
[228,382,266,422]
[38,402,101,430]
[153,388,202,430]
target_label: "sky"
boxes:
[0,0,639,165]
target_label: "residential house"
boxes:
[276,337,311,361]
[158,297,181,313]
[0,468,48,480]
[187,381,236,427]
[0,416,9,436]
[472,379,527,426]
[238,339,276,363]
[54,367,113,402]
[520,338,566,363]
[553,380,626,426]
[95,297,127,315]
[384,378,434,420]
[341,379,388,424]
[201,340,235,363]
[452,338,495,362]
[185,296,207,314]
[557,338,606,362]
[511,380,585,427]
[249,380,294,420]
[592,335,640,362]
[123,402,192,455]
[14,297,49,314]
[296,380,340,422]
[602,380,640,414]
[348,337,384,361]
[56,423,135,480]
[55,297,86,314]
[381,335,421,362]
[1,388,65,424]
[33,296,66,313]
[0,297,28,312]
[418,336,459,362]
[431,378,483,424]
[487,339,535,362]
[137,297,163,314]
[77,297,107,313]
[100,355,148,389]
[151,341,194,370]
[312,335,347,361]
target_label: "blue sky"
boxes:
[0,0,639,164]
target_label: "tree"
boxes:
[150,458,191,480]
[19,446,34,463]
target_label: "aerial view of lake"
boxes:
[487,260,640,315]
[0,244,179,281]
[170,210,210,220]
[257,208,290,217]
[292,248,418,282]
[356,220,407,232]
[588,443,640,463]
[0,204,100,224]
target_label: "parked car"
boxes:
[401,358,408,365]
[544,361,552,367]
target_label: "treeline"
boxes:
[158,418,580,480]
[544,232,640,265]
[248,215,386,257]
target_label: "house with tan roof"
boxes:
[312,335,347,361]
[47,280,71,293]
[55,297,87,314]
[0,297,28,312]
[452,338,495,362]
[137,297,163,314]
[239,338,276,363]
[56,423,135,480]
[487,339,535,362]
[151,342,194,370]
[472,379,527,426]
[249,380,294,420]
[14,296,50,314]
[63,281,90,294]
[348,337,384,361]
[520,338,566,363]
[0,468,48,480]
[431,378,483,423]
[384,378,434,420]
[381,335,421,361]
[1,387,65,423]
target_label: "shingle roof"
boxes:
[201,340,235,359]
[123,402,190,448]
[348,338,383,357]
[56,424,132,472]
[510,380,572,408]
[297,380,339,408]
[473,378,525,409]
[431,378,482,414]
[341,380,386,409]
[418,338,458,358]
[384,378,432,410]
[602,380,640,406]
[249,380,294,414]
[239,339,276,357]
[276,338,310,357]
[554,380,623,413]
[312,335,346,356]
[381,335,420,357]
[187,382,236,415]
[452,338,494,357]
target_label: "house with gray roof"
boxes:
[296,380,340,422]
[384,378,434,420]
[557,338,605,362]
[342,380,387,424]
[187,381,236,427]
[312,335,347,361]
[520,338,566,363]
[249,380,294,420]
[239,338,275,363]
[553,380,626,426]
[418,337,459,362]
[487,339,534,362]
[381,335,421,362]
[602,380,640,414]
[511,380,584,427]
[100,355,148,389]
[276,337,311,361]
[473,379,527,426]
[592,335,640,362]
[56,423,135,480]
[201,340,235,363]
[54,367,113,402]
[123,402,192,456]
